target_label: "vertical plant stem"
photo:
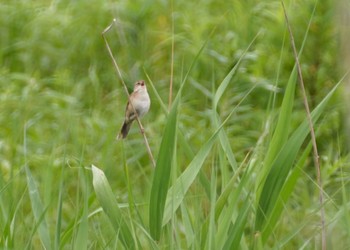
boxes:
[168,0,175,110]
[102,19,156,168]
[281,2,326,249]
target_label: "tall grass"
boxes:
[1,0,349,249]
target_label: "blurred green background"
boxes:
[1,0,349,249]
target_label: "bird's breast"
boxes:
[131,92,150,118]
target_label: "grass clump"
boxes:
[1,0,349,249]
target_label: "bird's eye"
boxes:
[141,82,144,86]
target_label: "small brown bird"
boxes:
[117,80,150,139]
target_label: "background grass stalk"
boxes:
[281,2,326,249]
[168,0,175,110]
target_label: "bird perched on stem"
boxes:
[117,80,150,139]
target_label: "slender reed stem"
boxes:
[102,19,156,168]
[168,0,175,110]
[281,2,326,249]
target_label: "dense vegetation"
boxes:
[1,0,349,249]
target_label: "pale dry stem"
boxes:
[281,2,326,249]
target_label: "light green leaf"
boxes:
[91,165,135,248]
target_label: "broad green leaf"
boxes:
[263,142,312,243]
[149,32,211,240]
[145,68,212,200]
[257,10,314,194]
[255,65,297,204]
[255,79,342,237]
[162,100,241,226]
[25,166,51,250]
[263,66,297,170]
[255,6,326,237]
[149,95,179,240]
[162,127,217,226]
[91,165,135,248]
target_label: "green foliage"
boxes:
[149,86,179,240]
[1,0,349,249]
[25,166,51,249]
[255,79,342,241]
[92,165,135,248]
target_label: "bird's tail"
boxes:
[117,121,132,140]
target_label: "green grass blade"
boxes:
[149,29,213,240]
[54,165,64,250]
[180,203,195,248]
[212,33,259,170]
[145,65,212,201]
[162,101,239,226]
[25,166,52,250]
[255,79,343,239]
[223,196,251,250]
[263,142,312,244]
[255,65,297,205]
[144,71,168,113]
[207,167,217,250]
[213,83,257,171]
[211,159,252,249]
[73,168,89,250]
[4,187,27,249]
[257,9,314,193]
[25,204,51,250]
[91,165,135,248]
[214,154,249,220]
[213,32,259,111]
[162,128,217,226]
[263,66,297,169]
[149,95,179,240]
[73,206,88,250]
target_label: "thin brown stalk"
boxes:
[281,2,326,249]
[102,19,156,168]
